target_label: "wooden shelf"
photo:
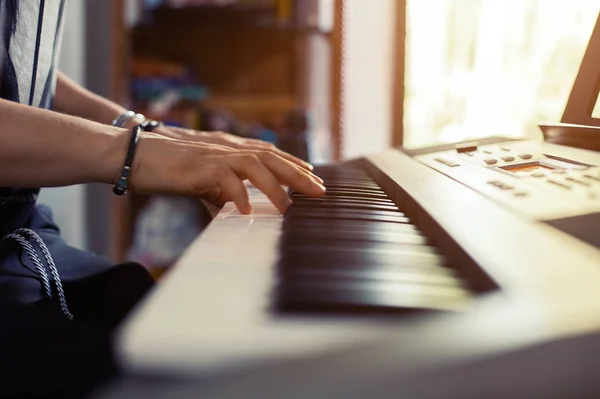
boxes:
[142,1,329,33]
[110,0,340,263]
[202,94,297,122]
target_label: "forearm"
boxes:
[0,98,128,188]
[53,72,126,125]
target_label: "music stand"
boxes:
[539,12,600,151]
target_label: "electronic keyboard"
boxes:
[106,137,600,398]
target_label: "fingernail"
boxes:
[315,182,326,192]
[311,174,324,184]
[305,162,314,171]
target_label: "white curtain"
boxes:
[403,0,600,148]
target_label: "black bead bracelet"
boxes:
[140,119,163,132]
[113,125,142,196]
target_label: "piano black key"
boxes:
[290,201,400,212]
[292,195,395,205]
[282,230,426,247]
[281,245,443,268]
[282,221,427,238]
[279,255,445,272]
[314,165,365,171]
[279,265,462,286]
[323,187,389,199]
[313,168,369,176]
[292,191,390,201]
[275,162,472,315]
[312,182,382,190]
[285,209,411,224]
[298,178,383,188]
[283,219,420,234]
[292,201,397,209]
[280,229,428,246]
[319,176,376,182]
[275,280,470,313]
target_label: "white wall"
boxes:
[37,1,87,249]
[341,0,396,159]
[307,34,333,164]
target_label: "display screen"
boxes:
[500,163,553,174]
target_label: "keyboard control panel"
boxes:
[414,140,600,221]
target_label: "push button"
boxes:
[487,181,513,190]
[552,169,567,174]
[547,179,571,189]
[501,156,515,162]
[484,158,498,165]
[531,171,546,178]
[434,157,460,167]
[519,154,533,160]
[514,191,528,197]
[455,142,478,153]
[583,173,600,182]
[565,177,590,186]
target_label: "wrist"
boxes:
[122,113,146,129]
[112,110,164,132]
[112,126,142,195]
[96,126,131,185]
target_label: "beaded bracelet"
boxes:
[113,125,142,196]
[140,119,164,132]
[112,111,145,128]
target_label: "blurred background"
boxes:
[42,0,599,276]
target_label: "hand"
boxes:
[154,126,313,171]
[125,133,325,214]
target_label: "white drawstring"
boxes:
[3,228,73,320]
[3,233,53,298]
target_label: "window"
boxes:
[403,0,600,148]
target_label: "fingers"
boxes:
[204,164,252,214]
[226,154,292,213]
[250,151,324,198]
[203,152,324,213]
[244,146,323,185]
[138,136,323,214]
[240,140,314,171]
[163,127,314,171]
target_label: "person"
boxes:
[0,1,325,397]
